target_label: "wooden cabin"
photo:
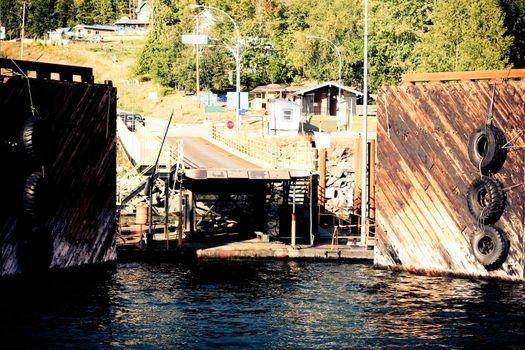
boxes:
[294,82,362,131]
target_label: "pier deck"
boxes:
[117,236,373,262]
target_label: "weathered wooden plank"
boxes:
[376,76,525,282]
[0,73,116,276]
[402,69,525,84]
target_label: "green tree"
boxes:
[499,0,525,68]
[92,0,114,24]
[368,0,432,89]
[414,0,512,72]
[28,0,59,38]
[1,0,23,40]
[75,0,95,24]
[54,0,76,27]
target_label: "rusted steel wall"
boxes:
[0,75,116,276]
[375,79,525,282]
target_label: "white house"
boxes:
[268,99,302,135]
[115,1,151,32]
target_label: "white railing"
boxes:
[117,117,177,169]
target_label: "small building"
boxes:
[47,27,73,44]
[114,1,151,32]
[294,81,363,131]
[251,84,304,112]
[268,99,302,135]
[73,24,120,41]
[251,84,288,111]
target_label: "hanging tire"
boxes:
[20,115,50,162]
[23,171,43,220]
[467,176,506,224]
[471,226,509,270]
[467,124,507,174]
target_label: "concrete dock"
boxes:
[117,231,374,262]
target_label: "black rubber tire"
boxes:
[20,115,50,162]
[467,176,506,225]
[23,171,43,219]
[471,226,509,270]
[467,124,507,174]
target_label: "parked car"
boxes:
[118,112,145,131]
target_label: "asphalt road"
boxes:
[143,116,258,170]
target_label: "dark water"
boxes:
[2,261,525,349]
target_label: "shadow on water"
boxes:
[1,261,525,349]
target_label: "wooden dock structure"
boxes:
[375,69,525,282]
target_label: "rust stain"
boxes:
[376,77,525,282]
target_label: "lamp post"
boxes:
[306,35,342,131]
[189,4,241,132]
[360,0,369,246]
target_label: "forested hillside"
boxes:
[1,0,524,93]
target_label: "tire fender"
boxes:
[471,226,509,270]
[467,124,507,174]
[467,176,506,224]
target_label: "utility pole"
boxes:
[195,14,201,107]
[20,1,26,60]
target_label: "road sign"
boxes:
[204,106,222,113]
[226,92,249,110]
[182,34,209,45]
[227,120,234,129]
[200,92,218,105]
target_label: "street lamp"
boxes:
[306,35,342,131]
[189,4,241,132]
[361,0,370,246]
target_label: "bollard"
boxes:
[136,205,148,247]
[291,212,296,247]
[177,212,183,248]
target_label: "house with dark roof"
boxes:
[293,81,363,131]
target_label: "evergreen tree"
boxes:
[54,0,76,27]
[27,0,58,38]
[499,0,525,68]
[1,0,23,40]
[414,0,512,72]
[92,0,115,24]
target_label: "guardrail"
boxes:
[117,117,177,170]
[208,125,315,170]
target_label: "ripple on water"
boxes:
[1,261,525,349]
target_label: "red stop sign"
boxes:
[227,120,234,129]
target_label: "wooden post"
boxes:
[291,185,296,247]
[177,212,183,248]
[164,178,170,250]
[318,148,327,207]
[353,138,362,214]
[369,139,376,224]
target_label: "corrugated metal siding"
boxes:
[375,80,525,282]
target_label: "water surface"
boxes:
[2,261,524,349]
